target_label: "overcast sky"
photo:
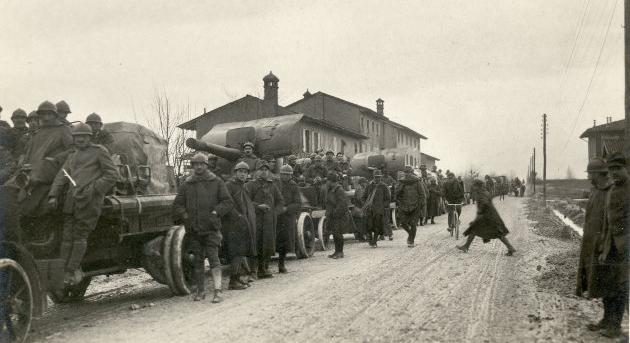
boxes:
[0,0,624,178]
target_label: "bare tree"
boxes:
[147,89,193,175]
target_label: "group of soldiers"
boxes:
[577,152,628,338]
[0,100,118,288]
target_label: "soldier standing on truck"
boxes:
[172,153,233,302]
[362,169,391,248]
[55,100,72,125]
[9,109,28,159]
[239,141,259,173]
[276,164,301,273]
[246,161,284,279]
[47,123,119,285]
[85,113,114,153]
[223,161,256,290]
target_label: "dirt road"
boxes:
[28,197,622,342]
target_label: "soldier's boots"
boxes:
[194,291,206,301]
[64,240,87,286]
[257,260,273,279]
[228,276,247,290]
[212,289,223,304]
[278,253,287,274]
[194,264,206,301]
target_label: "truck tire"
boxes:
[169,226,194,295]
[295,213,315,259]
[141,236,167,285]
[316,216,331,251]
[0,258,33,343]
[162,227,178,295]
[49,277,92,304]
[0,242,46,317]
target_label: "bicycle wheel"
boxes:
[455,215,460,240]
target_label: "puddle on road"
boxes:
[551,209,583,237]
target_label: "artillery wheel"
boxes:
[316,216,332,251]
[0,258,33,343]
[49,277,92,304]
[141,236,167,285]
[162,227,178,295]
[169,226,195,295]
[391,208,398,229]
[295,213,315,259]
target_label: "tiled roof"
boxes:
[579,119,625,138]
[421,152,440,161]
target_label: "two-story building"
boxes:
[286,92,426,167]
[178,72,367,157]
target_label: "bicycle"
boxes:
[445,202,464,240]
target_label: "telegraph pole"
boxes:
[542,114,548,204]
[625,0,629,156]
[532,147,536,193]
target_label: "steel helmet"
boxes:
[72,122,93,136]
[243,141,255,149]
[404,165,414,173]
[190,153,208,165]
[326,150,334,155]
[207,153,218,160]
[287,155,297,161]
[313,155,323,162]
[37,101,58,115]
[373,169,383,177]
[585,158,607,172]
[234,161,250,171]
[85,112,102,123]
[280,164,294,174]
[56,100,71,114]
[27,111,38,120]
[11,108,27,119]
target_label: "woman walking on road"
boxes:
[456,179,516,256]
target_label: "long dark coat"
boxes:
[362,181,391,215]
[222,179,257,258]
[588,179,629,298]
[576,182,610,296]
[246,179,284,257]
[463,190,509,241]
[396,176,426,224]
[325,183,350,234]
[49,144,119,230]
[277,179,301,254]
[172,170,233,247]
[427,182,441,218]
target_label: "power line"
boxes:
[562,0,619,151]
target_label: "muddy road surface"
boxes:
[28,197,623,342]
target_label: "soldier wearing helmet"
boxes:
[26,111,39,130]
[304,154,328,186]
[204,153,223,179]
[286,154,303,179]
[238,141,259,173]
[325,171,350,259]
[245,158,284,279]
[576,157,610,304]
[276,164,300,273]
[56,100,72,124]
[85,113,114,153]
[17,101,73,218]
[48,122,118,286]
[9,108,28,158]
[173,152,234,303]
[222,161,256,289]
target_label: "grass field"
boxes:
[533,179,590,200]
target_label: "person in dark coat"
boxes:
[362,169,391,248]
[323,150,338,174]
[576,158,610,298]
[246,163,284,278]
[396,166,426,247]
[172,153,233,302]
[48,123,119,286]
[239,141,260,175]
[426,178,441,224]
[10,109,28,159]
[304,155,328,185]
[443,172,464,232]
[352,177,368,241]
[85,113,114,153]
[286,155,303,180]
[223,161,256,290]
[325,172,350,258]
[276,164,301,273]
[457,179,516,255]
[0,126,17,185]
[587,153,629,338]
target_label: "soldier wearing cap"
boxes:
[206,153,223,179]
[325,172,350,258]
[362,169,391,248]
[223,161,257,289]
[324,150,338,173]
[85,113,114,153]
[588,152,629,338]
[246,160,284,278]
[276,164,301,273]
[172,152,233,302]
[576,158,610,301]
[55,100,72,124]
[17,101,73,217]
[48,122,119,286]
[396,165,426,247]
[304,154,328,186]
[239,141,259,172]
[10,108,28,158]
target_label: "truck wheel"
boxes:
[0,242,46,317]
[295,213,315,259]
[49,277,92,304]
[0,258,33,343]
[162,227,178,295]
[316,216,331,251]
[141,236,167,285]
[169,226,195,295]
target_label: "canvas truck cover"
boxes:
[104,122,175,194]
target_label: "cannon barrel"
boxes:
[186,138,243,162]
[350,149,409,178]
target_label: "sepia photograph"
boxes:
[0,1,628,342]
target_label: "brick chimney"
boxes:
[376,98,384,116]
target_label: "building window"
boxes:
[341,140,346,154]
[303,129,311,153]
[354,143,358,153]
[376,123,379,136]
[372,122,375,133]
[313,132,319,151]
[361,118,364,132]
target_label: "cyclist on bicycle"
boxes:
[443,171,465,232]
